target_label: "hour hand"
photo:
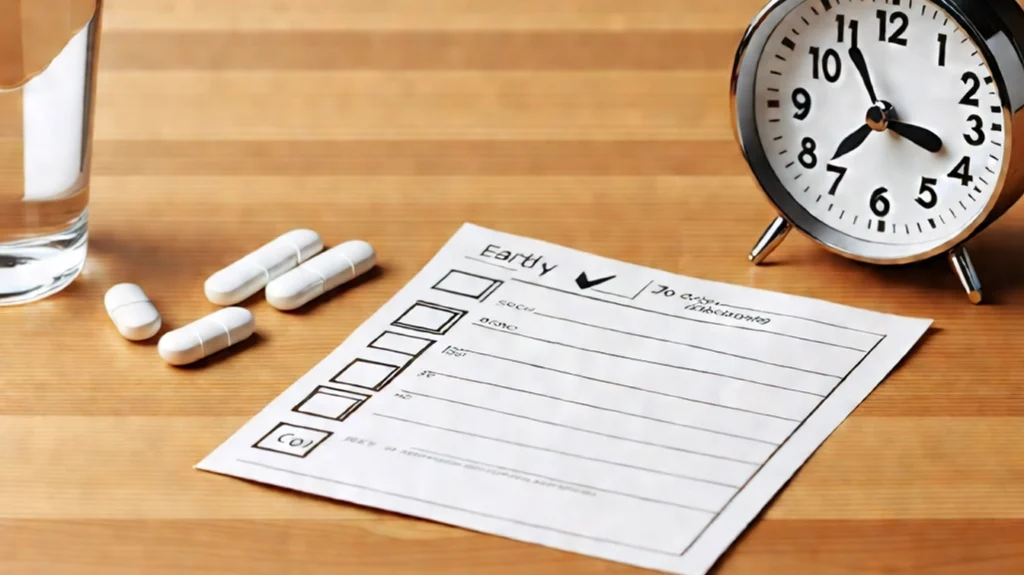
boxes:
[849,47,879,105]
[889,120,943,153]
[831,124,873,160]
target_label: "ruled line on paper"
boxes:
[420,370,781,447]
[456,347,808,423]
[470,323,830,397]
[401,388,766,465]
[236,458,684,555]
[373,413,744,489]
[509,277,871,352]
[458,343,806,421]
[408,447,714,513]
[532,311,844,379]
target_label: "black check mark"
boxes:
[575,272,616,290]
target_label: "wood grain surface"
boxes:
[2,0,1024,573]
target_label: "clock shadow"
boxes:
[959,221,1024,305]
[853,220,1024,306]
[857,256,959,297]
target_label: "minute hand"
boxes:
[888,120,943,153]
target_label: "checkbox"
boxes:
[330,358,401,391]
[253,423,332,458]
[391,301,467,335]
[293,386,370,421]
[368,331,435,357]
[432,270,503,301]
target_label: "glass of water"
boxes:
[0,0,103,305]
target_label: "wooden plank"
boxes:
[1,519,1022,574]
[88,140,746,176]
[101,0,767,32]
[94,72,729,141]
[96,31,741,71]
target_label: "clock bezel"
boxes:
[731,0,1020,265]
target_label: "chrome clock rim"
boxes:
[731,0,1020,265]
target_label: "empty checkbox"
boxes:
[432,270,503,301]
[391,301,467,335]
[293,386,370,421]
[368,331,435,356]
[330,358,401,391]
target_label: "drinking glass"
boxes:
[0,0,103,305]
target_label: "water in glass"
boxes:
[0,0,102,305]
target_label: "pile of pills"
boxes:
[104,229,377,366]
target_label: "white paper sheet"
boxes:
[198,223,931,575]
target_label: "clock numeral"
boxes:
[964,114,985,146]
[836,14,859,47]
[792,87,812,120]
[798,137,818,169]
[960,72,981,107]
[947,156,974,186]
[826,164,847,195]
[916,177,938,209]
[937,34,947,67]
[876,10,909,46]
[870,187,891,217]
[809,46,842,82]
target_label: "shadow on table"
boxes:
[839,220,1024,306]
[85,232,386,312]
[959,220,1024,305]
[83,229,217,297]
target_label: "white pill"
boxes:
[265,240,376,310]
[104,283,162,341]
[204,229,323,305]
[157,307,255,366]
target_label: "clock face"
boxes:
[753,0,1006,248]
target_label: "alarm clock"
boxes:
[731,0,1024,303]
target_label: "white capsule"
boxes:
[104,283,162,341]
[157,307,255,366]
[204,229,323,305]
[265,240,376,310]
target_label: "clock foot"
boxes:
[948,245,983,305]
[749,217,791,265]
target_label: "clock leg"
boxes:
[948,245,983,305]
[749,217,791,265]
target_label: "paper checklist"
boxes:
[199,223,930,575]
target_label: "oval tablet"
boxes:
[265,240,376,311]
[204,229,323,305]
[104,283,162,341]
[157,307,255,366]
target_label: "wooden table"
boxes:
[3,0,1024,573]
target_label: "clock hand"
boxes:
[849,47,879,105]
[888,120,944,153]
[831,124,873,160]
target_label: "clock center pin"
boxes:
[866,101,894,132]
